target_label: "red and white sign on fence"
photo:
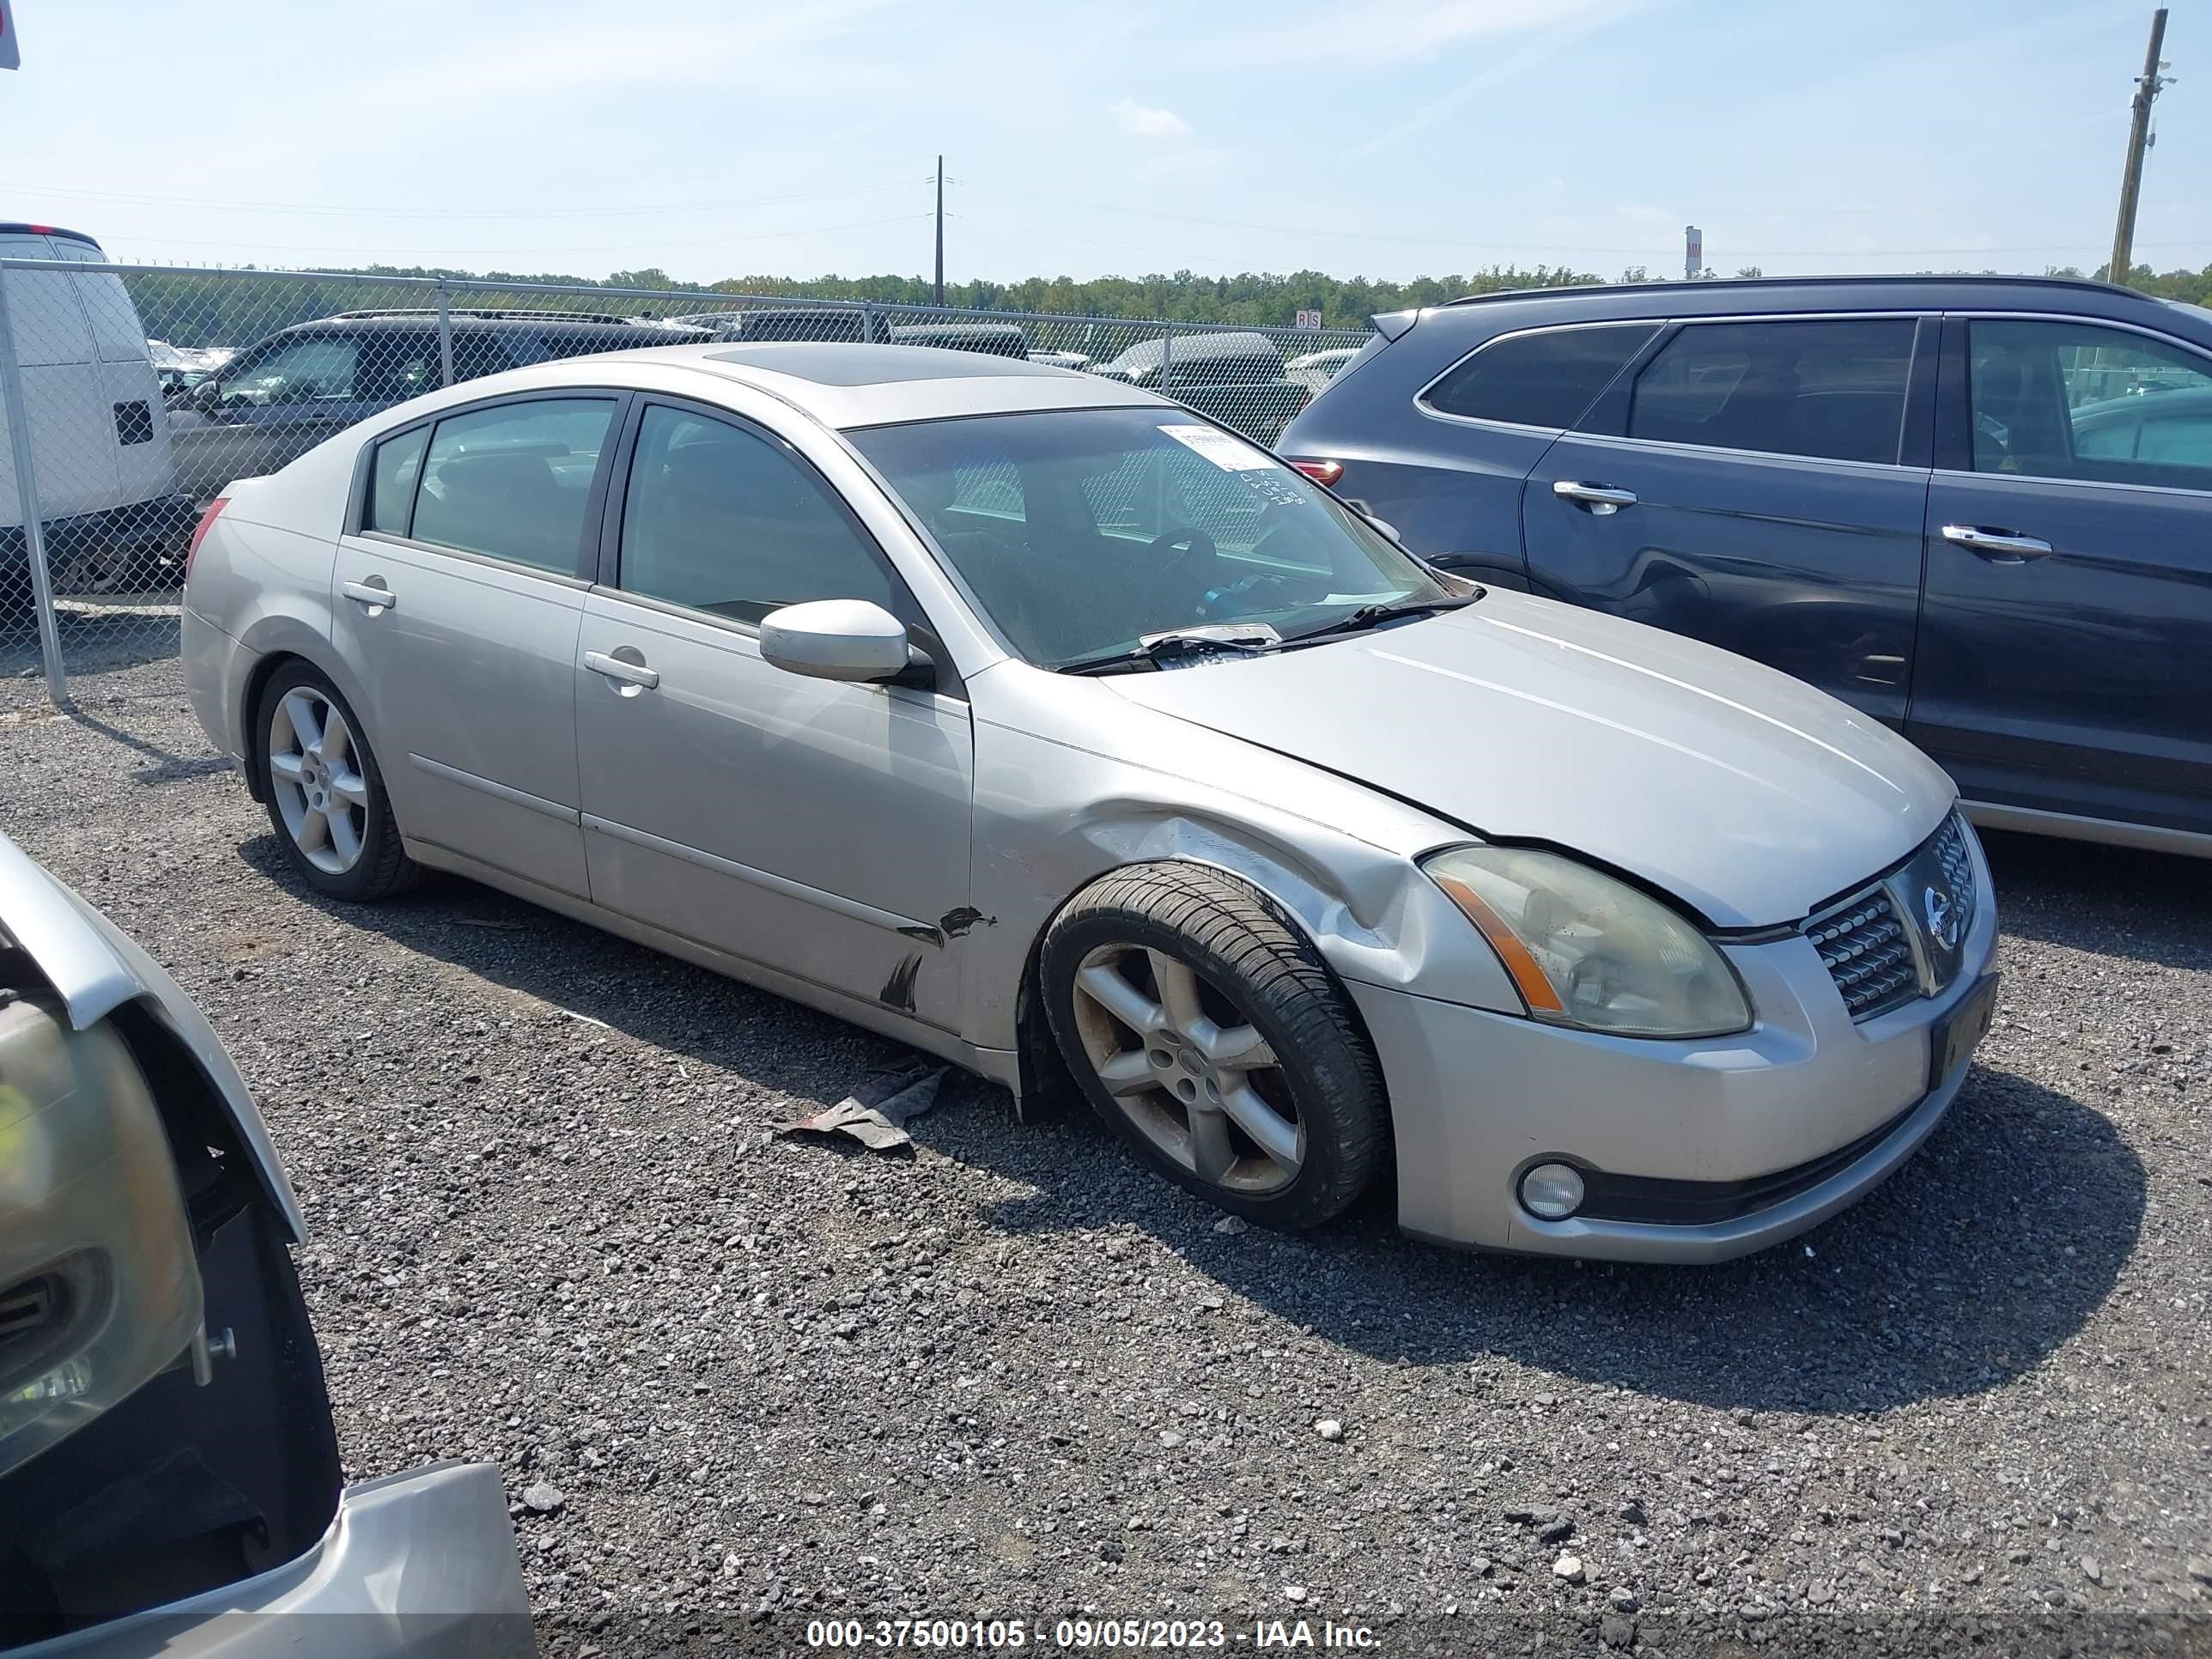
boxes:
[1294,309,1323,331]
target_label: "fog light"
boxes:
[1519,1162,1585,1220]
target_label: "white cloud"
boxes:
[1113,98,1194,139]
[1231,0,1619,67]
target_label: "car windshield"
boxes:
[848,406,1453,668]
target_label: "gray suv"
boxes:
[1280,275,2212,854]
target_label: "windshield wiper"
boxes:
[1059,624,1282,677]
[1280,595,1475,648]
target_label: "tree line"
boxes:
[119,259,2212,350]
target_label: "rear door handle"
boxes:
[1942,525,2054,562]
[341,579,396,611]
[1553,480,1638,515]
[584,650,659,690]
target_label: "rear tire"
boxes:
[254,662,416,902]
[1039,860,1389,1231]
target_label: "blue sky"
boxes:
[2,0,2203,285]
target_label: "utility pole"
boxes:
[933,155,945,307]
[2107,8,2172,288]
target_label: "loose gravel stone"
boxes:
[1313,1418,1344,1442]
[11,663,2209,1644]
[1553,1555,1585,1584]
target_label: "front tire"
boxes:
[1039,861,1389,1231]
[254,662,416,902]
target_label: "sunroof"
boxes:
[704,343,1069,387]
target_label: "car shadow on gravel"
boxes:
[943,1060,2144,1416]
[239,834,2147,1418]
[1981,827,2212,969]
[232,835,930,1112]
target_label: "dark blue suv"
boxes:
[1280,275,2212,854]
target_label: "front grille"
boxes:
[1577,1105,1917,1225]
[1806,890,1920,1018]
[0,1276,57,1346]
[1930,814,1978,956]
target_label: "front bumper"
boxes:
[20,1462,534,1659]
[1353,830,2000,1262]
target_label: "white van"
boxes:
[0,223,193,603]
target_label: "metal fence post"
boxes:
[435,280,455,387]
[1161,323,1174,392]
[861,301,880,343]
[0,264,70,710]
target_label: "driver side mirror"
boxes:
[190,379,224,414]
[759,599,928,686]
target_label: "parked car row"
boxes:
[0,231,1347,605]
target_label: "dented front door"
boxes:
[573,587,975,1035]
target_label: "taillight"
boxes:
[1287,459,1344,487]
[185,497,228,580]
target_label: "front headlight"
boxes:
[1422,845,1751,1038]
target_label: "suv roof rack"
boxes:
[321,307,633,325]
[1439,272,2140,308]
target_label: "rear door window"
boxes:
[1627,318,1918,465]
[409,398,617,574]
[1423,324,1658,430]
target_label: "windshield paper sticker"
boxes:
[1158,423,1274,471]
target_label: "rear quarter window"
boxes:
[1422,323,1658,429]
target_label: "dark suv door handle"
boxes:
[1942,525,2054,562]
[1553,480,1638,515]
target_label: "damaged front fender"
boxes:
[959,671,1525,1063]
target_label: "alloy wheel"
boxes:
[266,687,369,876]
[1068,942,1303,1194]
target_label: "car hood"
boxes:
[1103,592,1956,928]
[0,831,305,1240]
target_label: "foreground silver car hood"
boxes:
[0,833,305,1240]
[1103,592,1956,929]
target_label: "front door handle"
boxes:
[1553,480,1638,515]
[341,579,396,611]
[1942,524,2054,562]
[584,649,659,691]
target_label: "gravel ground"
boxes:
[4,661,2209,1656]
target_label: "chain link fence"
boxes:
[0,254,1369,705]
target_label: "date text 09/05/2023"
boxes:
[803,1618,1382,1650]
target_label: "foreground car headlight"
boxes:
[1423,846,1751,1038]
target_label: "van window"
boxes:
[409,398,617,574]
[1424,324,1657,429]
[1627,318,1917,465]
[1968,319,2212,491]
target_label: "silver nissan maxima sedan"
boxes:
[179,343,1998,1262]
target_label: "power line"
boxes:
[105,212,934,262]
[0,176,927,222]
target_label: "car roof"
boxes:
[383,341,1171,429]
[1371,271,2212,354]
[1439,272,2140,310]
